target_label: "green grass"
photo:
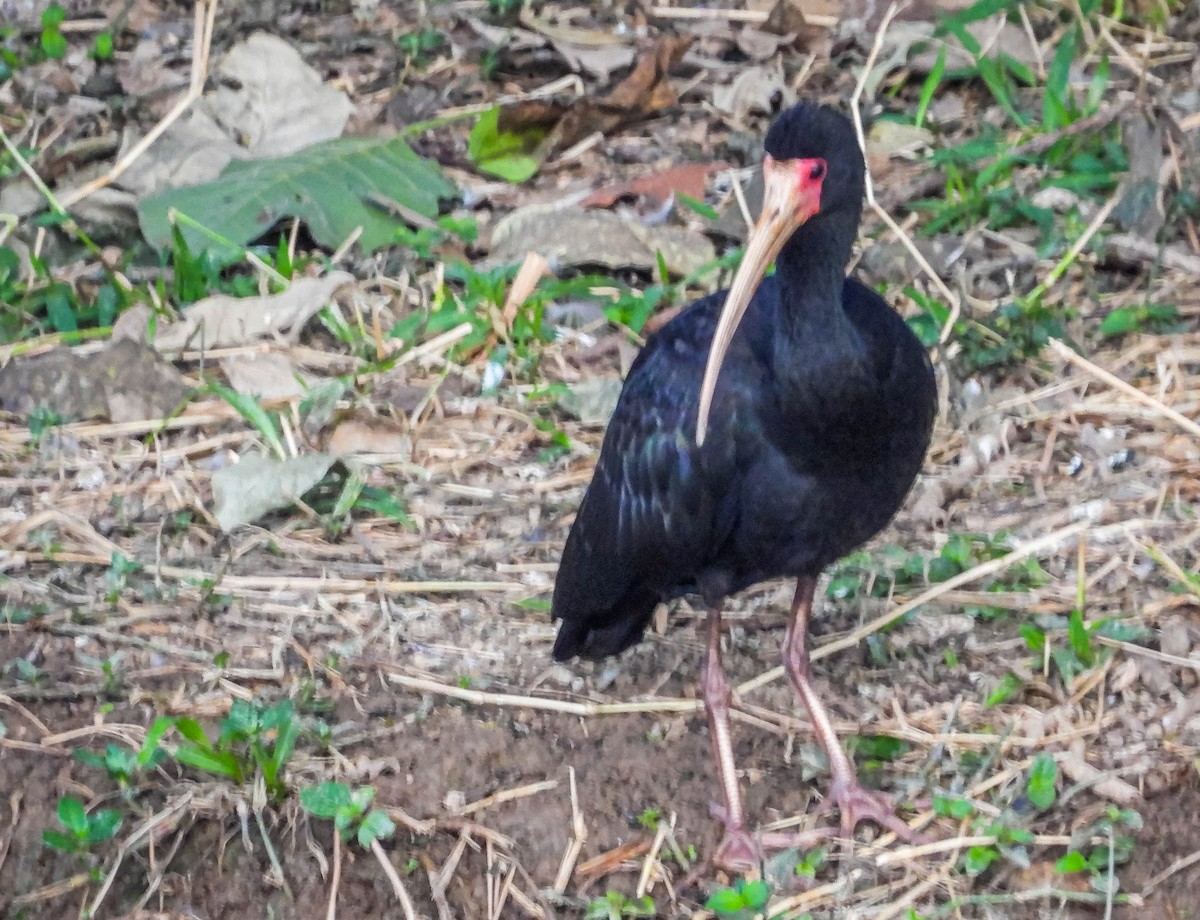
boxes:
[888,0,1189,370]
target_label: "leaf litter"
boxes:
[2,1,1200,919]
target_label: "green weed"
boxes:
[904,0,1144,370]
[0,3,69,80]
[396,29,448,66]
[143,698,300,802]
[636,807,661,830]
[706,877,771,919]
[584,891,656,920]
[826,532,1047,616]
[299,781,396,849]
[42,796,122,854]
[794,845,827,879]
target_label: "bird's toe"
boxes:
[830,782,923,842]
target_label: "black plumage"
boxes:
[551,104,937,868]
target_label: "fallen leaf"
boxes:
[461,16,544,52]
[735,28,797,61]
[468,106,546,183]
[464,12,635,81]
[220,352,316,401]
[557,377,624,425]
[1105,234,1200,276]
[0,339,187,423]
[519,9,630,46]
[496,35,693,170]
[866,120,934,160]
[763,0,820,40]
[581,162,728,210]
[138,136,455,254]
[552,42,638,81]
[114,33,176,100]
[326,419,412,457]
[489,204,716,276]
[1114,111,1165,239]
[121,272,354,353]
[211,452,336,531]
[208,32,354,157]
[1057,751,1141,806]
[712,60,794,122]
[119,32,353,198]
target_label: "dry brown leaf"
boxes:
[553,42,638,81]
[1057,751,1141,805]
[501,35,693,158]
[122,272,354,353]
[219,352,316,401]
[581,162,729,210]
[327,419,412,458]
[735,28,796,61]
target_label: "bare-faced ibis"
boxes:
[551,104,937,868]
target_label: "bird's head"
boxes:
[763,103,865,222]
[695,103,864,445]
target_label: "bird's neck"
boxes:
[773,213,863,364]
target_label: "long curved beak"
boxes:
[694,156,824,445]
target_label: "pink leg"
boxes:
[783,578,919,842]
[703,606,833,871]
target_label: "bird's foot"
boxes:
[816,778,925,843]
[710,805,836,872]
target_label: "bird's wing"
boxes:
[551,296,744,660]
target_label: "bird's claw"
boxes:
[709,804,836,872]
[818,779,926,843]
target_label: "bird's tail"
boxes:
[551,589,659,661]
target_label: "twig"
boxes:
[635,819,668,899]
[737,519,1094,697]
[326,834,341,920]
[255,806,294,898]
[130,819,192,913]
[849,1,962,344]
[0,791,21,879]
[87,792,196,916]
[1141,846,1200,896]
[8,873,93,907]
[877,833,1073,868]
[1047,338,1200,438]
[0,693,53,735]
[454,780,559,817]
[1094,635,1200,672]
[646,5,837,27]
[432,830,471,903]
[370,838,418,920]
[1028,193,1122,302]
[395,322,474,366]
[553,767,586,893]
[502,253,550,330]
[873,852,959,920]
[388,671,701,716]
[59,0,218,207]
[766,870,861,918]
[730,169,755,233]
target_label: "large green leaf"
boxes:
[138,136,456,254]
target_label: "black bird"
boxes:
[551,103,937,869]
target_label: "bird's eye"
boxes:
[810,162,826,181]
